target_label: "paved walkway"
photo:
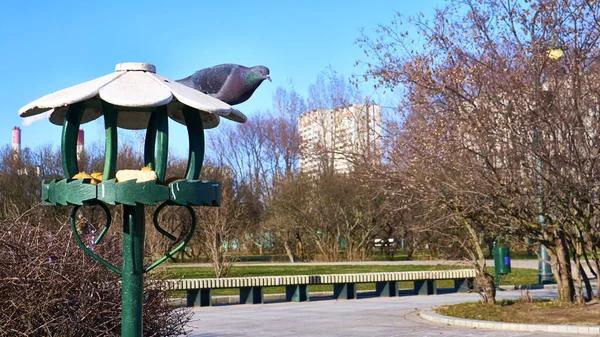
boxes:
[185,289,571,337]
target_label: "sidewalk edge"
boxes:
[419,310,600,335]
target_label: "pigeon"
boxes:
[176,64,271,105]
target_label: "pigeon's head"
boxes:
[249,65,272,83]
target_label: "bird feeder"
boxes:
[19,62,246,337]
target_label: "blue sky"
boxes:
[0,0,442,156]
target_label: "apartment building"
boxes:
[298,104,382,173]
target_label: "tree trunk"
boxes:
[462,218,495,304]
[283,240,295,263]
[572,235,591,303]
[578,264,592,302]
[474,266,496,304]
[588,245,600,301]
[209,233,233,278]
[296,239,304,260]
[547,233,574,303]
[583,250,597,278]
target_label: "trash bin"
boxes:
[493,240,511,275]
[493,239,511,289]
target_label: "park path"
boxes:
[185,288,567,337]
[179,260,597,336]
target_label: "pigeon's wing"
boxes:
[190,64,239,95]
[176,63,267,105]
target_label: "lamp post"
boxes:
[536,44,563,284]
[534,127,553,284]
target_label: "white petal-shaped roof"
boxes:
[18,62,246,129]
[99,70,173,108]
[19,72,123,118]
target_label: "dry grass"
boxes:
[436,299,600,326]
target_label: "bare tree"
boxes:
[193,165,245,278]
[357,0,600,303]
[270,172,385,262]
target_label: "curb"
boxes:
[498,283,558,291]
[419,310,600,335]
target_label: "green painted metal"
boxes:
[285,284,309,302]
[102,102,118,181]
[453,278,474,293]
[64,179,97,205]
[48,99,213,337]
[43,178,219,207]
[114,180,169,206]
[69,204,121,275]
[155,106,169,183]
[333,283,356,300]
[414,279,437,295]
[145,202,196,273]
[182,107,205,180]
[187,289,212,307]
[121,204,145,337]
[375,281,398,297]
[61,103,84,178]
[47,179,71,205]
[92,201,112,245]
[41,180,52,205]
[142,107,169,183]
[97,179,118,205]
[240,287,264,304]
[493,241,511,274]
[152,201,177,241]
[168,180,220,206]
[494,240,512,289]
[96,179,169,206]
[144,111,158,170]
[43,179,96,205]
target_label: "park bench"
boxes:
[163,269,476,307]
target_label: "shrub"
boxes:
[0,221,191,336]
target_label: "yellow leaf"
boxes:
[72,172,92,179]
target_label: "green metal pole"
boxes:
[121,204,145,337]
[61,102,84,178]
[534,128,553,284]
[183,107,205,181]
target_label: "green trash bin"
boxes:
[493,239,511,288]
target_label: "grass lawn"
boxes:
[159,264,537,297]
[436,299,600,326]
[487,267,537,287]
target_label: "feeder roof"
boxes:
[18,62,247,129]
